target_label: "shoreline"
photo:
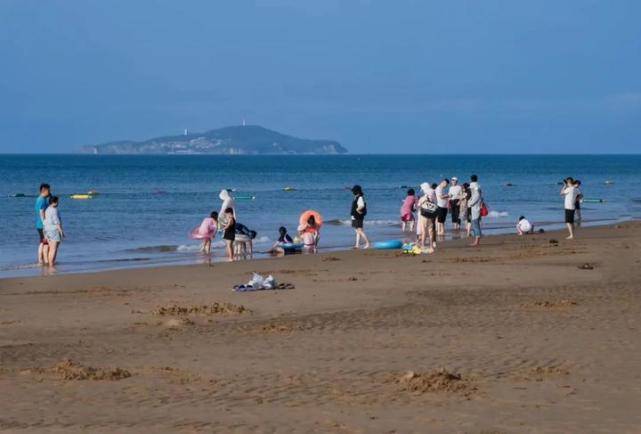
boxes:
[0,215,629,280]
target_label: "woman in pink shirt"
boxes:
[400,188,417,232]
[190,211,219,254]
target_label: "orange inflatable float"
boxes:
[299,210,323,228]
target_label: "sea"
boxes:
[1,154,640,278]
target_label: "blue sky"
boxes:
[1,0,640,153]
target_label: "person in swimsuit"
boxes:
[222,207,236,261]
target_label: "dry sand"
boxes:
[1,222,641,433]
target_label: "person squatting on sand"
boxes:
[561,177,579,239]
[190,211,218,254]
[468,175,483,247]
[417,182,437,253]
[517,216,533,235]
[435,179,450,237]
[35,183,51,265]
[351,185,370,249]
[43,196,64,266]
[400,188,417,232]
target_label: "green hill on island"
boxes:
[81,125,347,155]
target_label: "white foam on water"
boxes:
[487,210,509,218]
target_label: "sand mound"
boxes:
[153,302,250,316]
[397,368,471,394]
[513,365,570,382]
[164,317,195,328]
[322,256,341,262]
[50,359,131,381]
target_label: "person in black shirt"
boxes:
[222,207,236,261]
[351,185,370,249]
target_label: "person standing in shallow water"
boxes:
[435,178,450,236]
[35,183,51,265]
[448,177,463,231]
[468,175,483,247]
[351,185,370,249]
[561,177,579,239]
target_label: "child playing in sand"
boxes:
[222,207,236,261]
[190,211,218,254]
[516,216,533,235]
[400,188,417,232]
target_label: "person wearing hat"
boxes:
[448,177,463,231]
[350,185,370,249]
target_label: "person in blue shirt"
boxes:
[35,183,51,264]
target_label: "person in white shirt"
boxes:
[516,216,533,235]
[43,196,64,266]
[560,177,579,239]
[417,182,437,252]
[434,179,450,236]
[448,177,463,231]
[468,175,483,247]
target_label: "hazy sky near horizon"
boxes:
[1,0,640,153]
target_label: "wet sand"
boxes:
[1,222,641,433]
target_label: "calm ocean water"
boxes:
[1,154,640,277]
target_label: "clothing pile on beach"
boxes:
[233,273,295,292]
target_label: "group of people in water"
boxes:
[33,174,583,266]
[399,175,485,252]
[190,185,369,261]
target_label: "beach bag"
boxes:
[420,200,438,218]
[480,201,489,217]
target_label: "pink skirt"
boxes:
[401,213,415,222]
[189,226,215,240]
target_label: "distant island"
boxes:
[80,125,347,155]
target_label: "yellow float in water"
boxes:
[70,194,93,200]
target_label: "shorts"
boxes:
[351,218,364,229]
[436,207,448,223]
[565,209,575,224]
[37,228,47,243]
[44,228,61,243]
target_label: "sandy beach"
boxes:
[1,222,641,433]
